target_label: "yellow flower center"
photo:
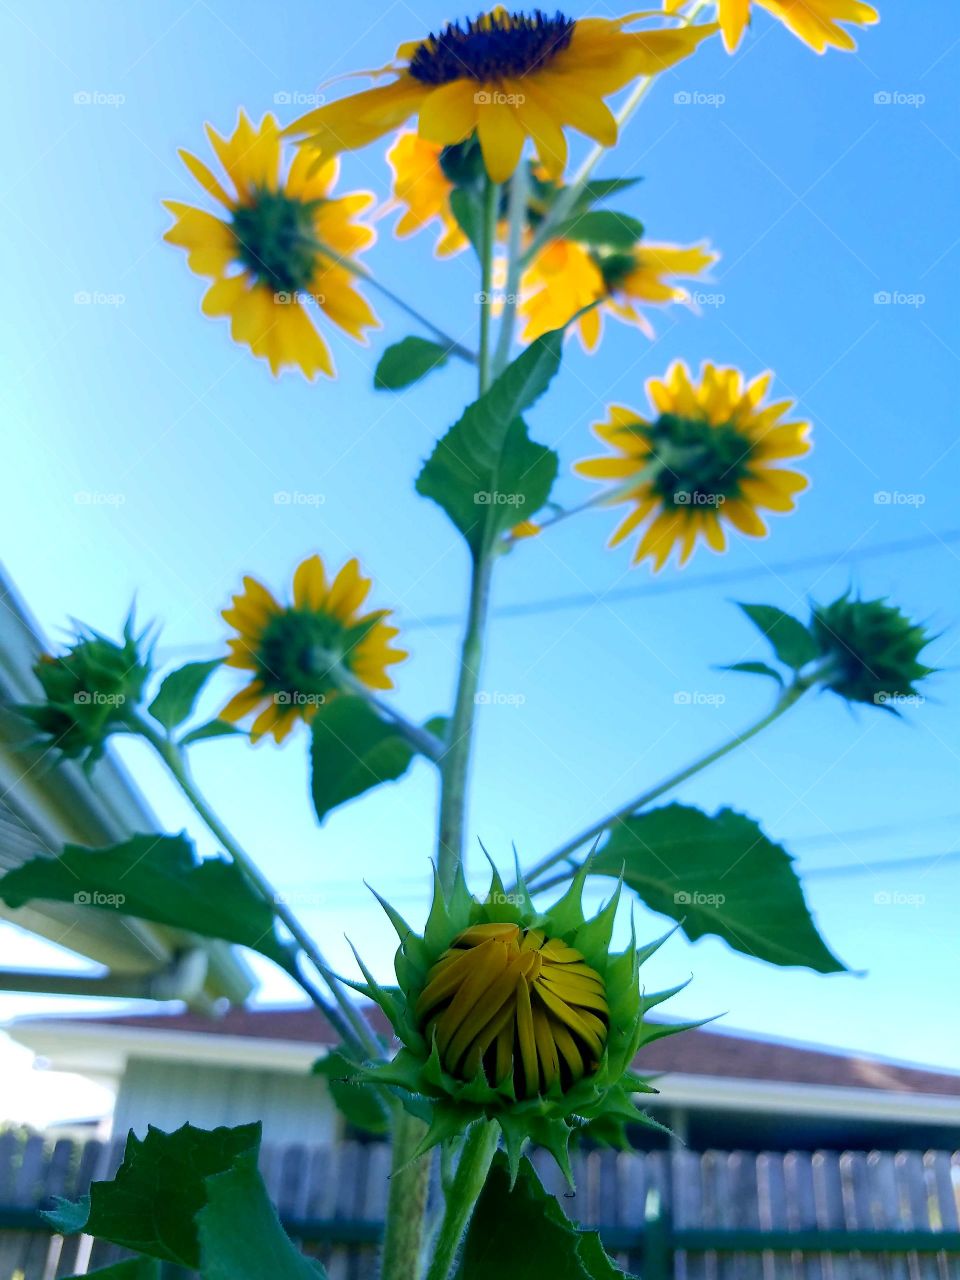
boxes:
[416,922,608,1099]
[408,11,575,85]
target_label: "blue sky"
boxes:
[1,0,959,1121]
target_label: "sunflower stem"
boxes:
[522,676,814,891]
[129,714,380,1061]
[491,161,528,376]
[333,666,445,762]
[425,1120,499,1280]
[437,552,494,897]
[477,177,500,394]
[381,1111,432,1280]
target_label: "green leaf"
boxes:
[572,177,642,210]
[738,603,818,670]
[310,696,425,823]
[198,1147,327,1278]
[416,330,563,554]
[63,1261,161,1280]
[0,833,296,976]
[313,1051,390,1136]
[48,1123,325,1279]
[449,187,484,256]
[557,209,645,249]
[592,803,846,973]
[375,336,452,390]
[457,1153,634,1280]
[148,659,222,732]
[180,718,244,746]
[721,661,784,685]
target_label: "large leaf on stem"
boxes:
[0,833,296,975]
[416,330,563,555]
[592,803,845,972]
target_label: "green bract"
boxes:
[19,613,150,765]
[812,593,936,709]
[353,857,690,1183]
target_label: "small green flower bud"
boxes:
[811,594,935,709]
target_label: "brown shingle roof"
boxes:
[52,1005,960,1097]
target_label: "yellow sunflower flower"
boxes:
[575,360,811,570]
[164,111,379,379]
[520,238,717,350]
[286,10,717,184]
[666,0,878,53]
[220,555,407,744]
[386,132,469,257]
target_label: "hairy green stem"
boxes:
[381,1112,432,1280]
[131,715,379,1060]
[425,1121,499,1280]
[334,667,445,762]
[492,162,529,376]
[437,553,494,897]
[477,177,500,394]
[523,678,814,890]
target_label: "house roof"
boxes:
[33,1002,960,1097]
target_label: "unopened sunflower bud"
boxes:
[811,594,935,708]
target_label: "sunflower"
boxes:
[666,0,878,53]
[286,10,717,184]
[520,237,717,349]
[575,360,811,570]
[164,111,379,379]
[220,555,407,743]
[387,132,469,257]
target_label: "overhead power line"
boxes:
[402,528,960,630]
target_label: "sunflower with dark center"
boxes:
[164,112,379,379]
[353,860,691,1182]
[575,360,811,570]
[285,9,717,183]
[220,555,407,744]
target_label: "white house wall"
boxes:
[112,1057,340,1145]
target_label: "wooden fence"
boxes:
[0,1133,958,1278]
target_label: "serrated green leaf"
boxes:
[198,1147,327,1278]
[592,803,846,973]
[456,1154,635,1280]
[721,661,784,685]
[311,696,433,822]
[180,718,244,746]
[62,1260,161,1280]
[738,603,818,670]
[375,336,451,390]
[557,209,644,249]
[313,1050,390,1136]
[148,660,221,732]
[415,330,563,555]
[449,187,484,256]
[0,833,296,975]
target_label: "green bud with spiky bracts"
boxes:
[350,855,697,1185]
[811,593,936,710]
[18,611,151,767]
